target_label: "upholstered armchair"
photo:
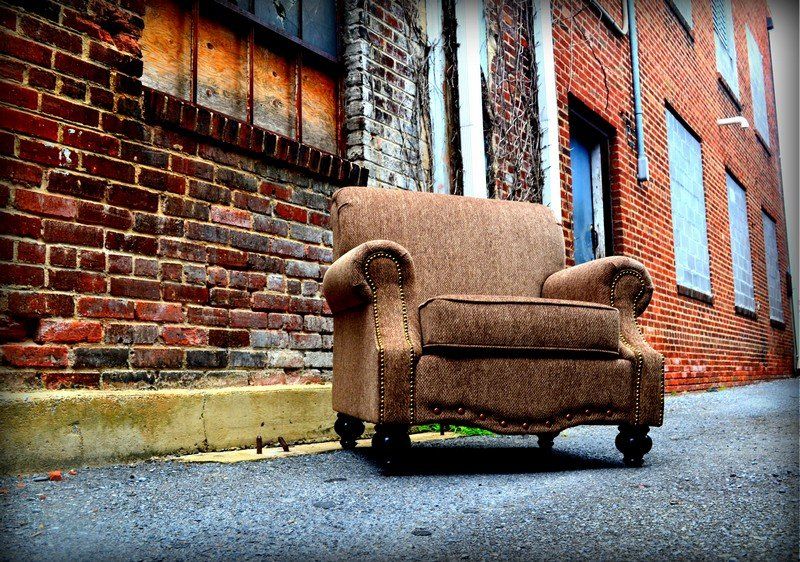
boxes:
[323,187,663,468]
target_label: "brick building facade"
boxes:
[0,0,793,395]
[549,0,794,389]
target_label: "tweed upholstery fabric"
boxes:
[543,257,664,426]
[323,239,421,423]
[415,356,634,433]
[542,256,653,315]
[419,295,620,356]
[331,187,566,304]
[324,187,664,430]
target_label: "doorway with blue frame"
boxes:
[568,103,614,264]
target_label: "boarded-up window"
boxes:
[141,0,341,155]
[746,26,769,145]
[762,211,783,322]
[712,0,738,98]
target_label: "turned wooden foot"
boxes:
[334,413,365,450]
[536,432,558,450]
[372,423,411,472]
[615,424,652,467]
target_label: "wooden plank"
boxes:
[197,6,249,121]
[590,143,606,259]
[140,0,193,99]
[253,38,296,137]
[300,61,337,154]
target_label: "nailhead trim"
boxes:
[610,268,663,426]
[363,251,417,424]
[429,406,615,431]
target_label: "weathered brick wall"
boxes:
[343,0,426,190]
[552,0,795,390]
[343,0,540,197]
[0,0,793,395]
[0,0,368,390]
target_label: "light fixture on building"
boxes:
[717,116,750,129]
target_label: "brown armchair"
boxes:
[323,187,663,468]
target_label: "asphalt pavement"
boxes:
[1,378,797,561]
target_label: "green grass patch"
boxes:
[415,424,495,437]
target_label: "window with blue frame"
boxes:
[762,211,783,322]
[712,0,738,98]
[666,109,712,296]
[726,174,755,312]
[746,26,769,145]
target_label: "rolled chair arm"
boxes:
[541,256,653,317]
[323,239,417,314]
[323,240,422,424]
[542,256,663,427]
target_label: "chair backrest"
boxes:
[331,187,566,303]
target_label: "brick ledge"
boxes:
[143,87,368,186]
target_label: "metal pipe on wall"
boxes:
[626,0,649,181]
[583,0,649,182]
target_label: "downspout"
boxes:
[584,0,648,181]
[626,0,649,181]
[766,15,799,371]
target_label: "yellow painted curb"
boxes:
[176,431,461,464]
[0,384,335,474]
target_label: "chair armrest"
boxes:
[541,256,653,317]
[323,239,422,424]
[323,239,417,314]
[543,256,664,427]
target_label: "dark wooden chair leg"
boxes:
[372,423,411,472]
[334,413,365,450]
[536,432,558,451]
[615,424,652,467]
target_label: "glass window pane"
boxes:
[569,135,594,265]
[254,0,300,37]
[302,0,337,56]
[666,109,712,296]
[141,0,193,100]
[726,175,755,311]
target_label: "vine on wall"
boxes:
[347,0,543,201]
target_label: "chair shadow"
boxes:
[352,444,620,475]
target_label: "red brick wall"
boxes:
[0,0,793,394]
[0,0,365,390]
[552,0,795,390]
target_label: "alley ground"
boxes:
[0,378,797,561]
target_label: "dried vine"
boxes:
[345,0,544,201]
[484,0,543,202]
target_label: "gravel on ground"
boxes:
[1,378,797,561]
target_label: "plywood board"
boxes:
[253,38,296,137]
[141,0,193,99]
[301,60,338,154]
[197,7,249,121]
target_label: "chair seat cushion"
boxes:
[419,295,620,356]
